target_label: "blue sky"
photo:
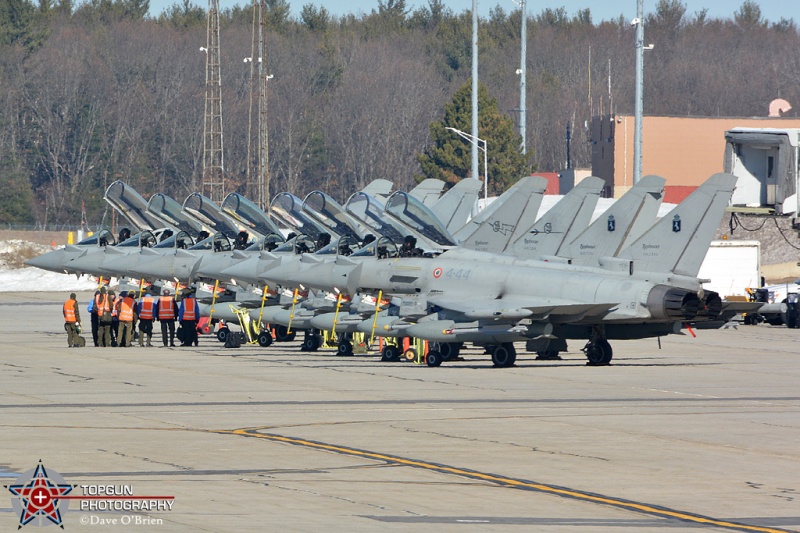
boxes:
[148,0,798,24]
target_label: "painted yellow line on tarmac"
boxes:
[213,426,795,533]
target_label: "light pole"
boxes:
[446,127,488,201]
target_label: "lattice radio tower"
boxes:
[202,0,225,202]
[246,0,270,210]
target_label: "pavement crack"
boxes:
[388,423,610,462]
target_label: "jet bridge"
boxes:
[724,128,800,214]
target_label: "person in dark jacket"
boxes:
[88,290,100,346]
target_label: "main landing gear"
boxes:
[583,329,613,366]
[490,343,516,368]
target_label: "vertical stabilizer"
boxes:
[508,177,604,258]
[618,173,738,277]
[457,176,547,253]
[430,178,483,234]
[359,179,394,200]
[566,175,665,266]
[408,178,446,206]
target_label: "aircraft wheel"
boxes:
[381,345,400,362]
[585,338,613,365]
[426,350,443,367]
[274,325,296,342]
[216,327,230,343]
[491,343,516,367]
[403,347,417,361]
[257,331,273,347]
[438,342,461,361]
[337,340,353,356]
[302,335,321,352]
[536,350,561,360]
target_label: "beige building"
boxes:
[591,115,800,202]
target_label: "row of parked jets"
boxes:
[28,172,753,367]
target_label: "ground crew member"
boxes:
[137,289,156,347]
[109,290,119,346]
[95,287,113,347]
[117,291,137,348]
[63,293,81,347]
[178,290,200,347]
[87,290,100,346]
[156,288,178,347]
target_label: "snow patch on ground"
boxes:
[0,241,99,292]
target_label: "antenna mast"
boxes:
[202,0,225,202]
[246,0,270,210]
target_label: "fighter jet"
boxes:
[25,180,170,275]
[340,173,736,367]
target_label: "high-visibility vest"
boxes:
[119,297,136,322]
[63,299,77,323]
[95,294,110,314]
[138,297,155,320]
[158,296,175,320]
[181,297,197,321]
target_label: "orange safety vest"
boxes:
[181,297,197,321]
[95,294,110,314]
[158,296,175,320]
[119,297,136,322]
[138,297,155,320]
[63,299,77,323]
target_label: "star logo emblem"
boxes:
[7,461,74,528]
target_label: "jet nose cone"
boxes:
[25,249,66,273]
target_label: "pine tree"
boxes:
[416,81,529,196]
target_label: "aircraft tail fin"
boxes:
[508,177,604,258]
[408,178,446,206]
[457,176,547,253]
[430,178,482,234]
[359,179,394,199]
[565,175,665,266]
[618,173,738,277]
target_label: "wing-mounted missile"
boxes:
[405,319,553,344]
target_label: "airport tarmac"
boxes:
[1,290,799,532]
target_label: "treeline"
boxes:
[0,0,798,227]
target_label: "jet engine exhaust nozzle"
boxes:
[647,285,700,321]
